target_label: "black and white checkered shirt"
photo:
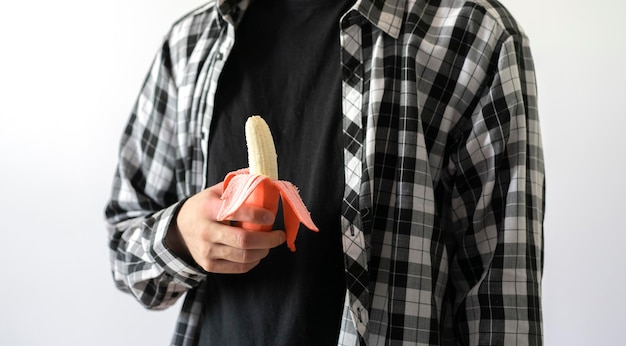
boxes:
[105,0,545,344]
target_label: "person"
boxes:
[105,0,545,344]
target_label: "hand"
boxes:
[166,182,285,274]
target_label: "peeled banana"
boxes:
[245,115,278,180]
[217,115,319,251]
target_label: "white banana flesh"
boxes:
[245,115,279,180]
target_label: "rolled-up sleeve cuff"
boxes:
[150,200,207,288]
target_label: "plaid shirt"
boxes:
[105,0,545,345]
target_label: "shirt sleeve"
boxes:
[104,36,206,310]
[446,32,545,344]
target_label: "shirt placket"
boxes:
[340,11,371,344]
[198,16,236,190]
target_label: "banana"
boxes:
[245,115,279,180]
[217,115,318,248]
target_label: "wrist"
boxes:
[165,204,195,265]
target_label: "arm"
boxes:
[105,37,286,310]
[104,38,206,309]
[447,32,545,344]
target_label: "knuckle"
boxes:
[234,231,250,248]
[237,263,248,273]
[197,258,212,272]
[239,249,250,263]
[203,258,225,274]
[239,249,259,264]
[238,261,257,273]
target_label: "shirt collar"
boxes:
[217,0,251,25]
[352,0,405,38]
[217,0,406,39]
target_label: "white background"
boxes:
[0,1,624,345]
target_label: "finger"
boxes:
[202,258,261,274]
[226,204,276,225]
[204,183,275,226]
[213,227,286,250]
[203,182,225,220]
[209,244,270,265]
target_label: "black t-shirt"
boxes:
[199,0,351,345]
